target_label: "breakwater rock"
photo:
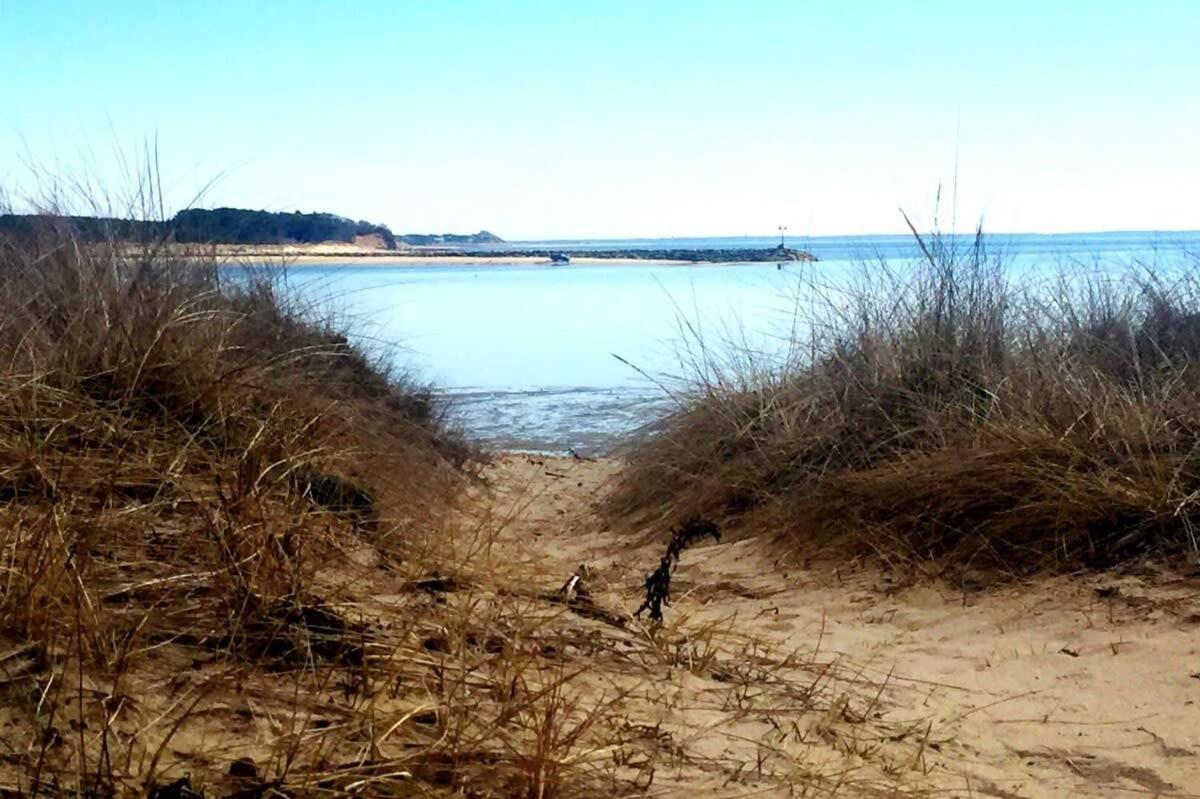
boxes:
[416,245,818,263]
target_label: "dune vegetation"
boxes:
[3,181,1196,797]
[0,198,1023,799]
[0,202,690,797]
[608,222,1200,576]
[0,174,952,798]
[0,205,483,791]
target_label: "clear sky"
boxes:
[1,1,1197,239]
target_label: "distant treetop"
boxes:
[0,208,506,250]
[397,230,504,246]
[171,208,398,248]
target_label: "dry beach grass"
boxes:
[0,204,1197,798]
[608,222,1200,576]
[0,213,475,794]
[0,212,934,797]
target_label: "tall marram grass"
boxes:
[609,225,1200,574]
[2,207,727,799]
[0,210,481,795]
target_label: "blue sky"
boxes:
[1,1,1197,238]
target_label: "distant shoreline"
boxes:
[219,244,817,266]
[240,254,695,266]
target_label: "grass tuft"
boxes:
[0,200,481,794]
[609,222,1200,575]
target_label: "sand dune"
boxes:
[478,454,1200,797]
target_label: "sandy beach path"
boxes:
[473,453,1200,797]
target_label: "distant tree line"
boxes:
[0,209,510,249]
[171,208,397,248]
[0,208,398,249]
[399,231,504,245]
[0,214,154,243]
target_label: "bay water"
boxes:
[277,232,1199,453]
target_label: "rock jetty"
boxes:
[411,245,818,263]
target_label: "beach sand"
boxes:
[11,448,1192,795]
[478,453,1200,796]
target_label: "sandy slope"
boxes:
[482,454,1200,797]
[6,451,1191,796]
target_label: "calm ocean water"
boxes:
[277,232,1200,454]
